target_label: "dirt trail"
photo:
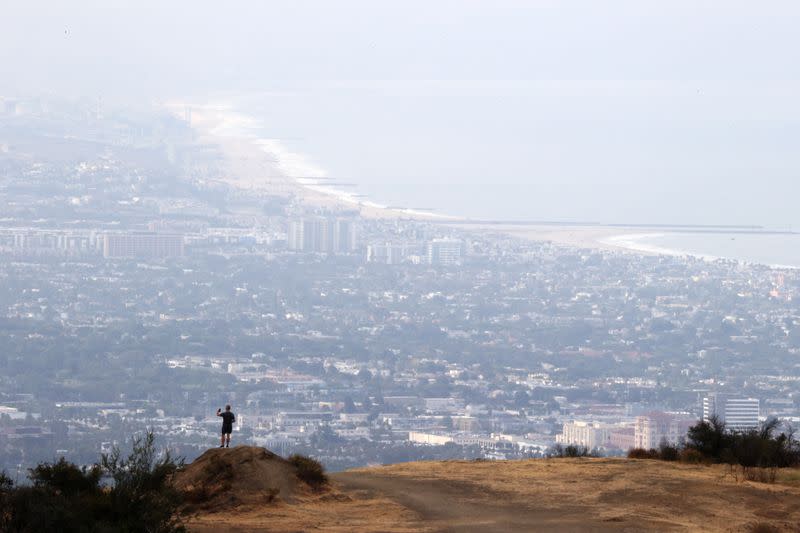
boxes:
[185,457,800,532]
[333,471,624,533]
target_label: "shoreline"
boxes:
[165,100,798,269]
[600,233,704,258]
[166,100,452,221]
[601,232,800,270]
[167,100,655,253]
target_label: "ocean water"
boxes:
[606,232,800,269]
[225,87,799,228]
[202,89,800,267]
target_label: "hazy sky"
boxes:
[3,1,799,225]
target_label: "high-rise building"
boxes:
[702,394,760,431]
[426,238,463,265]
[287,217,322,252]
[287,219,305,251]
[103,233,184,259]
[287,217,357,254]
[307,217,330,252]
[332,218,357,253]
[634,412,693,449]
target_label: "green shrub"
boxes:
[685,417,800,471]
[0,430,185,533]
[547,444,592,458]
[627,448,659,459]
[101,431,185,532]
[0,471,12,491]
[1,459,107,532]
[547,443,564,457]
[687,415,730,459]
[565,445,591,457]
[658,442,680,462]
[29,457,102,496]
[0,471,13,532]
[288,454,328,488]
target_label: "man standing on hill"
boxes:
[217,405,235,448]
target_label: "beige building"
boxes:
[634,412,693,449]
[558,421,638,450]
[557,421,612,449]
[609,427,636,450]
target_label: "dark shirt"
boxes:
[220,411,235,432]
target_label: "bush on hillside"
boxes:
[627,448,659,460]
[1,459,108,532]
[687,415,730,459]
[0,470,14,531]
[658,441,680,462]
[29,457,103,495]
[565,444,592,457]
[288,454,328,488]
[101,431,185,532]
[622,417,800,482]
[0,430,185,533]
[686,417,800,470]
[548,443,593,458]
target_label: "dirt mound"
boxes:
[173,446,302,510]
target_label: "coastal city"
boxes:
[1,97,799,476]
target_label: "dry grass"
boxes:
[185,457,800,532]
[185,493,424,533]
[348,458,800,532]
[774,467,800,487]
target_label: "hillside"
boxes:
[179,447,800,532]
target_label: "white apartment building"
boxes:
[367,242,412,264]
[426,238,463,265]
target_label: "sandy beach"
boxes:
[167,101,666,255]
[169,101,450,221]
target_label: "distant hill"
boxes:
[178,448,800,532]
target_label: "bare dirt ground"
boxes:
[185,457,800,533]
[333,470,622,532]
